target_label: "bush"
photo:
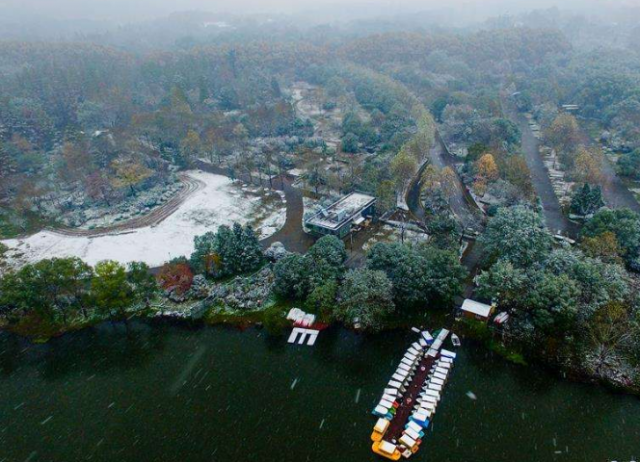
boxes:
[157,263,194,296]
[262,305,290,335]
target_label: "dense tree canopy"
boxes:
[479,205,554,267]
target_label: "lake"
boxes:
[0,321,638,462]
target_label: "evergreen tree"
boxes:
[336,268,395,331]
[190,223,263,278]
[273,253,311,299]
[92,260,134,319]
[571,184,604,217]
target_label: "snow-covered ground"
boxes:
[2,171,286,268]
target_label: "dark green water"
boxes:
[0,321,638,462]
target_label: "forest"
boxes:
[2,7,640,392]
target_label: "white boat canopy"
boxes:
[379,441,397,455]
[428,383,443,392]
[374,418,390,433]
[424,389,440,399]
[406,421,423,433]
[380,398,394,408]
[399,434,417,449]
[441,348,457,359]
[374,405,389,415]
[434,371,448,381]
[405,427,422,440]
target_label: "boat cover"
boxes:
[379,441,397,455]
[404,427,422,440]
[399,434,417,448]
[441,349,457,359]
[406,421,423,433]
[374,418,390,433]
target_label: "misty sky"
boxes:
[0,0,637,22]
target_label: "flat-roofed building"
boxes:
[460,299,495,322]
[305,192,376,238]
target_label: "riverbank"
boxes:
[4,294,640,398]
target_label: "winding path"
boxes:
[48,173,206,238]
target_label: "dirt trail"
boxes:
[48,173,205,238]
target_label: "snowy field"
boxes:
[2,171,286,268]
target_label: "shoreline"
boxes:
[2,306,639,397]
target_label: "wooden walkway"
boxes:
[385,353,439,441]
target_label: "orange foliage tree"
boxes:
[157,263,194,296]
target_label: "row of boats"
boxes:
[370,328,457,460]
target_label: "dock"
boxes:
[287,328,319,346]
[371,328,456,459]
[286,308,325,347]
[384,351,438,441]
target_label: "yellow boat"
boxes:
[371,418,390,442]
[372,441,402,461]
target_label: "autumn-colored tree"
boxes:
[92,260,134,319]
[574,146,605,185]
[390,148,417,192]
[11,134,33,153]
[420,164,441,194]
[0,140,15,201]
[111,158,153,195]
[169,86,193,115]
[232,123,249,142]
[474,153,499,195]
[60,141,92,183]
[581,231,622,264]
[544,113,581,161]
[376,180,397,213]
[205,128,231,165]
[157,263,194,296]
[180,129,202,164]
[587,302,637,374]
[502,156,534,198]
[440,166,459,199]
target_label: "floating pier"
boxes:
[286,308,323,346]
[287,328,319,346]
[371,328,457,459]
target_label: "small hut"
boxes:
[460,299,495,323]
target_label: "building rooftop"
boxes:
[461,299,493,318]
[306,193,376,230]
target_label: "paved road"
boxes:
[504,100,579,239]
[576,127,640,213]
[407,133,482,231]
